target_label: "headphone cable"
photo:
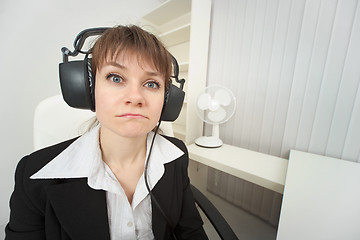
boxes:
[144,120,178,240]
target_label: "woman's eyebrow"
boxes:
[146,71,161,77]
[106,61,125,69]
[106,61,162,77]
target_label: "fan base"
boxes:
[195,136,223,148]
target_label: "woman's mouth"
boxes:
[118,113,147,119]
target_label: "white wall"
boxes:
[0,0,161,230]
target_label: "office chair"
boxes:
[34,95,238,239]
[190,185,239,240]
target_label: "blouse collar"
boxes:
[30,124,184,189]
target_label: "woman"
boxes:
[5,25,208,240]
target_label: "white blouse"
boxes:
[31,124,184,240]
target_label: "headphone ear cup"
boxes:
[59,59,95,111]
[161,84,185,122]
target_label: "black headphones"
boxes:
[59,27,185,122]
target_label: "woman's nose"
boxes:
[124,85,144,106]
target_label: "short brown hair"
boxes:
[91,25,172,87]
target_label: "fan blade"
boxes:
[214,89,231,106]
[197,93,211,110]
[209,99,220,111]
[207,107,226,122]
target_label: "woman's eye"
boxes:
[107,74,123,83]
[145,81,160,89]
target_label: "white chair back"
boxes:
[33,95,174,150]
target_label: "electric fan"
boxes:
[195,85,236,148]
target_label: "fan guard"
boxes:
[195,85,236,148]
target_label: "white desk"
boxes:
[187,143,288,194]
[276,150,360,240]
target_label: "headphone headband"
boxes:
[59,26,185,122]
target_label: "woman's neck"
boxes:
[99,126,147,168]
[98,126,148,203]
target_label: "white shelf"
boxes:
[173,123,186,135]
[179,61,189,71]
[187,143,288,194]
[142,0,191,26]
[159,24,190,47]
[142,0,211,145]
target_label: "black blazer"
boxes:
[5,136,208,240]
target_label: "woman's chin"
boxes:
[114,127,154,139]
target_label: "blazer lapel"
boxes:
[46,178,110,240]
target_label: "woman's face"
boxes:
[94,52,165,139]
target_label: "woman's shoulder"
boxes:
[160,135,190,171]
[10,138,81,216]
[17,137,79,179]
[161,135,187,153]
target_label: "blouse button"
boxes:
[127,221,133,227]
